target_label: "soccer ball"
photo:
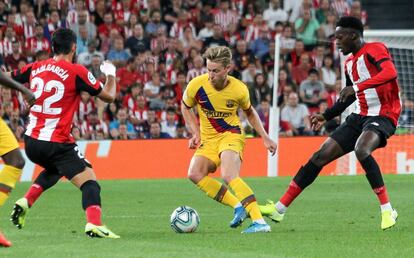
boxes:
[170,206,200,233]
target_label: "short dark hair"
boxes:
[52,28,77,55]
[336,16,364,36]
[308,68,319,76]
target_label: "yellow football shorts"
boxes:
[194,133,245,168]
[0,118,19,156]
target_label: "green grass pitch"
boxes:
[1,175,413,257]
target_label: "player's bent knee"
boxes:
[354,146,370,161]
[188,170,205,184]
[70,167,97,188]
[2,149,25,169]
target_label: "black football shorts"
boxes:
[330,113,396,154]
[24,136,92,180]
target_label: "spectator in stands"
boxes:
[197,16,214,41]
[280,24,296,55]
[263,0,288,30]
[129,94,148,129]
[277,68,297,106]
[186,55,207,82]
[181,25,201,51]
[281,92,312,136]
[175,123,187,139]
[295,8,320,51]
[125,24,150,56]
[25,24,50,59]
[116,57,141,95]
[77,39,104,67]
[312,45,326,69]
[257,100,271,133]
[242,62,261,85]
[107,36,130,68]
[260,41,275,74]
[349,1,368,28]
[7,109,24,141]
[163,0,182,31]
[250,26,271,59]
[144,72,165,110]
[320,55,338,91]
[214,0,238,33]
[299,68,326,111]
[318,11,337,40]
[203,23,228,49]
[123,83,142,111]
[145,9,167,38]
[331,0,350,18]
[81,110,109,140]
[71,126,84,141]
[22,11,37,39]
[286,39,306,72]
[72,9,97,40]
[77,91,96,123]
[284,0,303,24]
[109,108,135,137]
[147,122,171,139]
[44,10,66,42]
[249,73,271,108]
[76,25,91,55]
[161,107,178,138]
[293,52,314,85]
[124,13,139,38]
[233,40,255,73]
[88,54,105,82]
[98,13,119,39]
[104,102,121,123]
[315,0,331,24]
[5,41,27,71]
[92,0,106,27]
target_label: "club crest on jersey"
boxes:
[226,100,234,108]
[88,72,97,84]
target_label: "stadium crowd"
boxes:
[0,0,369,140]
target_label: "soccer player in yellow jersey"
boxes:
[0,71,35,247]
[181,46,277,233]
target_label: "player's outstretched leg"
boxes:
[11,170,61,229]
[188,156,247,228]
[259,161,322,223]
[196,176,246,228]
[228,177,270,233]
[80,180,120,239]
[260,138,344,223]
[355,131,397,230]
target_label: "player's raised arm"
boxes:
[97,61,117,103]
[243,106,277,155]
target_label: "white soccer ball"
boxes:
[170,206,200,233]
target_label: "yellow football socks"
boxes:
[0,165,21,206]
[229,177,263,221]
[197,176,240,208]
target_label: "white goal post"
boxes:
[267,30,414,177]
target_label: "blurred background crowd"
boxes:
[0,0,369,141]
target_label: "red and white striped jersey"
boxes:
[25,37,51,54]
[12,58,103,143]
[213,9,239,32]
[345,42,401,126]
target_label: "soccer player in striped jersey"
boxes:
[260,16,400,230]
[9,28,119,238]
[182,46,277,233]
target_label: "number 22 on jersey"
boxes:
[31,77,65,115]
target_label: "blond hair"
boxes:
[202,46,232,67]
